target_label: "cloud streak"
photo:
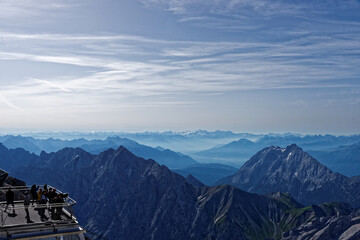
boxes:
[1,30,359,102]
[0,93,22,111]
[0,0,80,17]
[140,0,360,35]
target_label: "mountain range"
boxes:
[217,144,360,208]
[2,132,360,176]
[0,136,197,169]
[193,135,360,173]
[308,142,360,177]
[9,130,250,154]
[0,143,38,171]
[1,143,360,239]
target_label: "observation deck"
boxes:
[0,185,86,240]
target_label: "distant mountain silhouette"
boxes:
[217,144,360,208]
[3,133,360,170]
[7,145,360,239]
[111,130,253,154]
[174,163,238,185]
[192,134,360,165]
[309,142,360,177]
[0,135,197,169]
[0,130,248,157]
[0,143,38,171]
[155,146,166,151]
[257,134,360,150]
[193,138,258,164]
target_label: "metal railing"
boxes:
[0,185,77,204]
[0,185,78,228]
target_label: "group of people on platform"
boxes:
[4,185,68,222]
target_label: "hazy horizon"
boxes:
[1,0,359,134]
[0,129,357,138]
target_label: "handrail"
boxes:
[0,202,75,211]
[0,185,77,205]
[0,185,78,228]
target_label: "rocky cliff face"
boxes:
[0,168,26,202]
[0,169,25,187]
[217,144,360,208]
[283,209,360,240]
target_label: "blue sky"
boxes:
[0,0,359,134]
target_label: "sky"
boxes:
[0,0,359,134]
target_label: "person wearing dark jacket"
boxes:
[5,187,15,213]
[37,192,48,221]
[24,191,31,221]
[30,184,39,206]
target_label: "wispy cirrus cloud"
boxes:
[140,0,360,16]
[140,0,360,34]
[0,93,22,111]
[1,31,359,97]
[0,0,79,18]
[0,25,359,125]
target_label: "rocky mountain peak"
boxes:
[217,144,360,208]
[285,143,302,151]
[114,145,136,157]
[246,144,327,176]
[39,147,94,170]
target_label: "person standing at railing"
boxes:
[54,193,64,220]
[4,187,15,214]
[30,184,39,206]
[37,188,43,202]
[24,191,31,222]
[46,187,56,213]
[38,192,49,221]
